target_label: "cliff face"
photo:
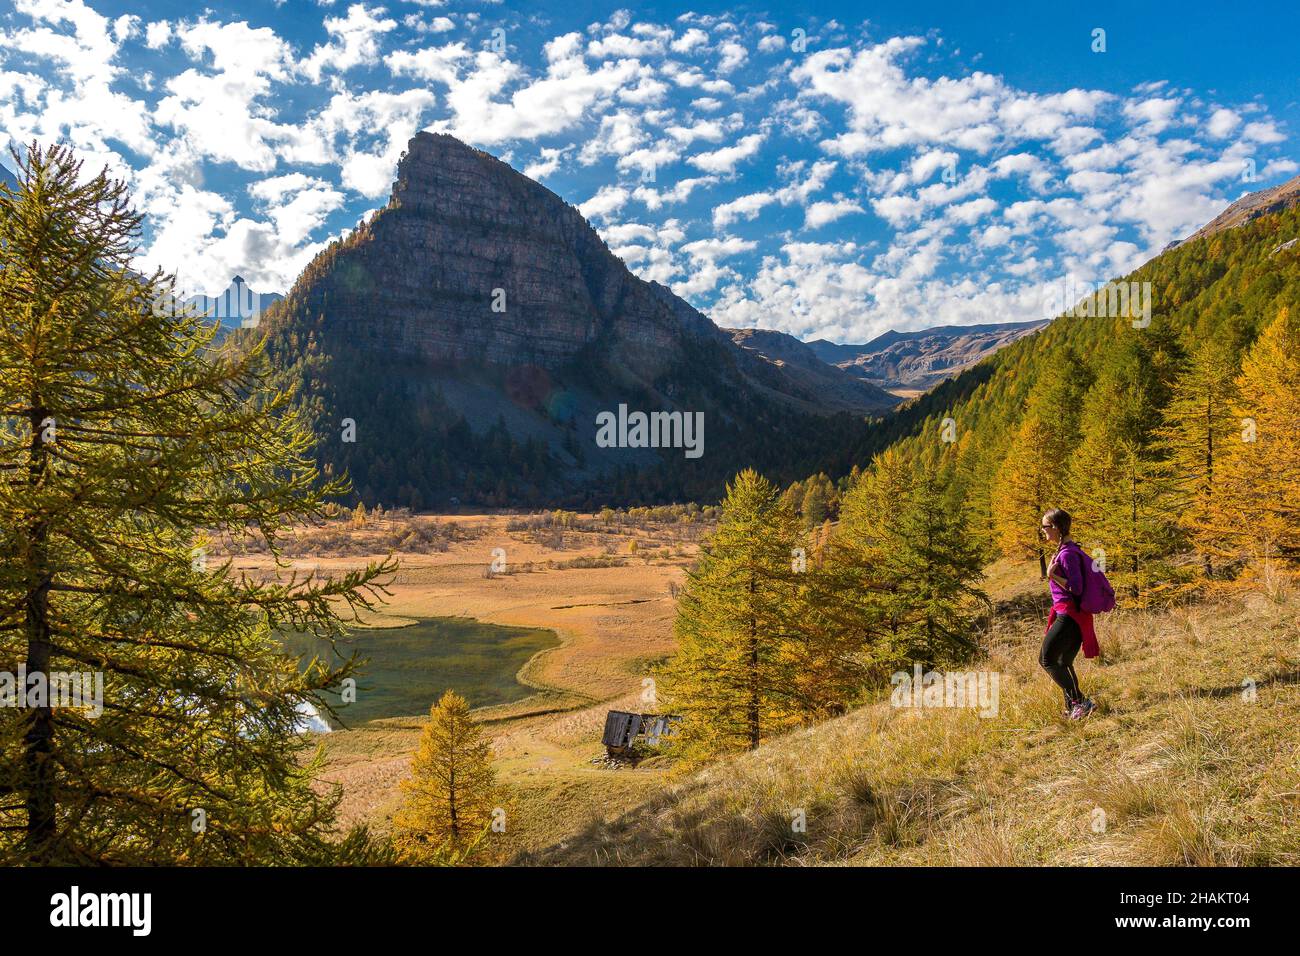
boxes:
[286,132,713,386]
[259,132,882,506]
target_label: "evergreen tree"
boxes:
[833,450,986,671]
[800,475,830,528]
[0,144,393,864]
[661,469,804,757]
[392,690,499,864]
[1068,326,1183,602]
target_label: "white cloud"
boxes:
[144,20,171,49]
[578,184,629,221]
[301,3,398,83]
[713,191,777,228]
[670,28,709,54]
[523,145,573,180]
[1206,108,1241,139]
[688,132,765,173]
[717,40,747,74]
[633,175,717,210]
[805,198,864,228]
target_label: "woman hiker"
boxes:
[1039,508,1098,720]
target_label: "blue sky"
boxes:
[2,0,1297,343]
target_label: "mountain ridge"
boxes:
[254,132,880,506]
[807,320,1048,392]
[1184,172,1300,244]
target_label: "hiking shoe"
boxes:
[1069,699,1096,720]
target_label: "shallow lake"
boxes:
[280,616,559,729]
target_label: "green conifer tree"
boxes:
[0,144,393,864]
[991,350,1091,576]
[662,469,803,757]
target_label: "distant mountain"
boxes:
[808,320,1048,393]
[188,275,283,329]
[254,132,877,508]
[725,328,898,413]
[1,168,282,330]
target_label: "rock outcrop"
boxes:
[280,133,723,390]
[257,132,882,505]
[1185,174,1300,244]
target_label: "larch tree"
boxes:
[991,351,1091,576]
[833,450,985,672]
[661,468,804,757]
[1155,338,1242,578]
[1067,327,1183,602]
[1211,306,1300,568]
[392,690,499,864]
[0,143,394,864]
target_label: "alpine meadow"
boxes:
[0,0,1297,939]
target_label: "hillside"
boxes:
[808,320,1047,394]
[841,185,1300,560]
[254,133,880,509]
[520,571,1300,866]
[1184,173,1300,244]
[725,327,899,413]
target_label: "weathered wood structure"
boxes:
[601,711,680,757]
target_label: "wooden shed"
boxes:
[602,710,680,757]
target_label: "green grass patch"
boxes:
[282,616,560,727]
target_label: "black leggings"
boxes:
[1040,613,1083,707]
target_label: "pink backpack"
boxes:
[1063,541,1116,614]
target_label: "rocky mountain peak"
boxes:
[283,130,708,383]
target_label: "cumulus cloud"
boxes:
[2,4,1291,340]
[804,198,864,228]
[301,4,398,82]
[688,131,765,173]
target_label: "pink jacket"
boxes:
[1047,603,1099,659]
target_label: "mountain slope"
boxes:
[1185,172,1300,244]
[808,320,1047,393]
[255,133,879,508]
[843,180,1300,504]
[725,327,899,413]
[520,575,1300,865]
